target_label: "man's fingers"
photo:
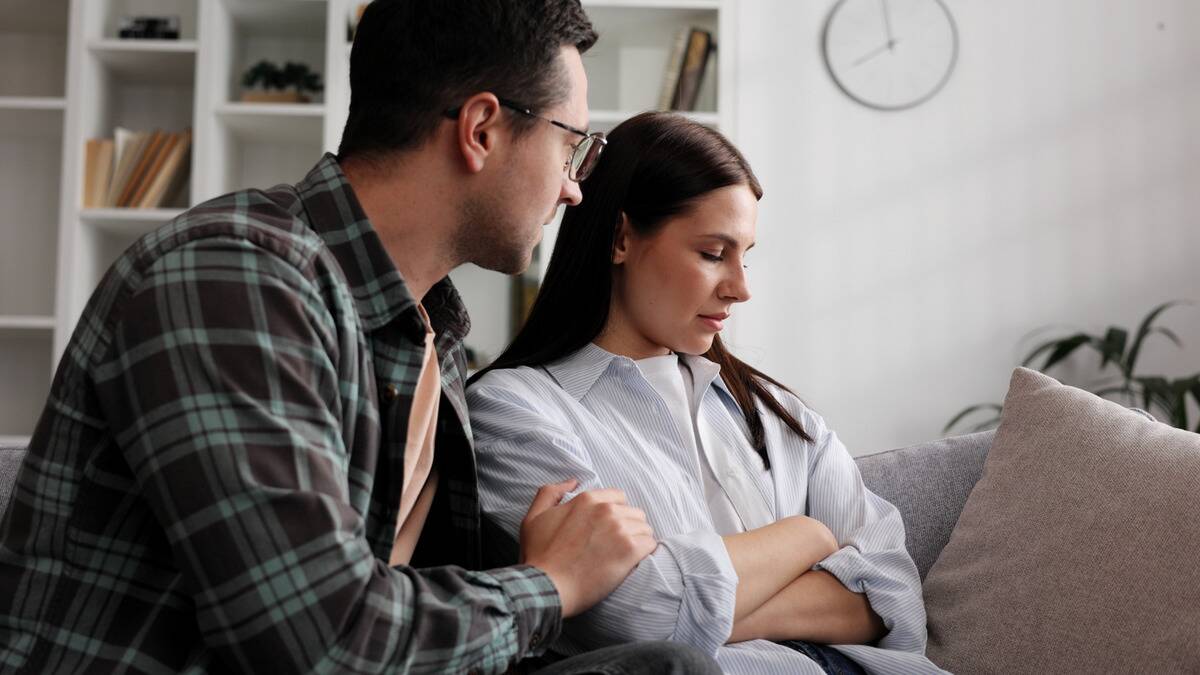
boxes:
[570,488,628,506]
[602,503,649,524]
[526,479,579,521]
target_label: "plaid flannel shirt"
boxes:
[0,155,561,673]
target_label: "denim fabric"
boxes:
[780,641,869,675]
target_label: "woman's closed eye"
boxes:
[701,250,749,269]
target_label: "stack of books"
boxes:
[657,28,715,112]
[83,127,192,209]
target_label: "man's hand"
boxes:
[519,480,656,617]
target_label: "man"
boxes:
[0,1,719,673]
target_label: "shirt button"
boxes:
[383,383,399,401]
[529,631,542,649]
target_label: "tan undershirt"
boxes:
[389,304,440,566]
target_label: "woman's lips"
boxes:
[699,313,729,331]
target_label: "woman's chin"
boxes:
[673,336,716,356]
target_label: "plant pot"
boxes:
[240,90,311,104]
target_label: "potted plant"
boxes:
[946,301,1200,433]
[240,60,324,103]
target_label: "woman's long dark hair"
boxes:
[470,112,811,466]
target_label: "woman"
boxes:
[467,112,944,675]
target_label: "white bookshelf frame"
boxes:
[0,0,735,441]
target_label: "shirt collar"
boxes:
[545,342,730,401]
[295,153,470,343]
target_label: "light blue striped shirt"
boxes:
[468,343,946,674]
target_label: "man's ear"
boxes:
[612,212,632,265]
[454,93,504,174]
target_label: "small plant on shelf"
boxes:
[240,60,324,104]
[945,301,1200,434]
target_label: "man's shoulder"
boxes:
[157,184,327,271]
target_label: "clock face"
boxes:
[822,0,958,111]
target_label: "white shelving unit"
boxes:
[0,0,732,441]
[0,0,70,442]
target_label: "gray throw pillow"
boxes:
[923,367,1200,674]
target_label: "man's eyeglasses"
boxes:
[444,97,607,182]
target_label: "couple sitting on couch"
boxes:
[0,1,943,671]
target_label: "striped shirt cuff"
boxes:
[657,530,739,650]
[488,564,563,658]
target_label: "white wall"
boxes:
[731,0,1200,454]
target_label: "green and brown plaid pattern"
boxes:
[0,155,561,673]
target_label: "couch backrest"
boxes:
[1,445,25,521]
[855,431,993,580]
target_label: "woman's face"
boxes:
[606,184,757,358]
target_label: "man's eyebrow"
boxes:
[700,233,755,250]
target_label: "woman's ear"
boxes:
[612,212,632,265]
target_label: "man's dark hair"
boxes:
[337,0,597,164]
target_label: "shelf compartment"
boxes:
[0,0,69,98]
[0,332,53,440]
[0,115,61,317]
[220,0,328,104]
[215,102,325,144]
[224,0,328,39]
[100,0,199,41]
[89,39,199,84]
[583,6,719,114]
[0,0,70,34]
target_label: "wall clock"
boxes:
[822,0,958,111]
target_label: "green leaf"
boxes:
[1147,326,1184,349]
[1099,327,1128,370]
[1126,301,1190,377]
[1023,333,1099,371]
[1092,384,1135,404]
[1191,379,1200,434]
[1136,376,1189,427]
[1037,334,1094,372]
[1021,339,1060,369]
[944,403,1003,434]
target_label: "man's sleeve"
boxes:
[94,238,559,674]
[469,381,738,657]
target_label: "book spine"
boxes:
[658,27,690,110]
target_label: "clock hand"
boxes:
[851,38,901,67]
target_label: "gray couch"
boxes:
[2,431,993,580]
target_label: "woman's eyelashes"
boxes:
[700,250,749,269]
